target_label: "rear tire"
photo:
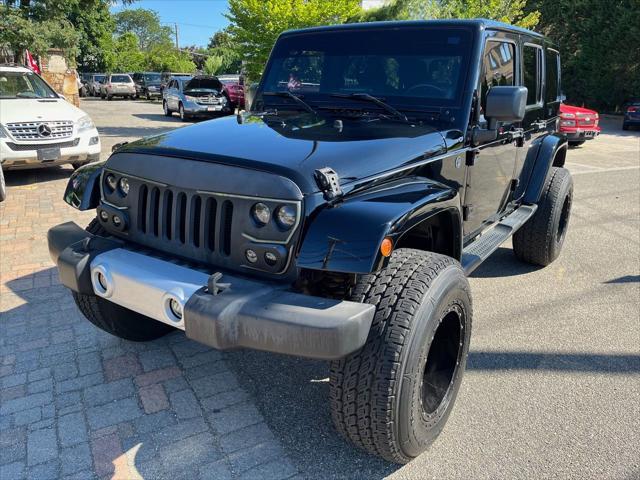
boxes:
[513,167,573,266]
[329,249,472,463]
[72,219,174,342]
[568,140,585,147]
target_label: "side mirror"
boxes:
[245,82,259,111]
[485,86,527,127]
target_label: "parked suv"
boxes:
[623,100,640,130]
[85,74,106,96]
[132,72,162,100]
[0,65,100,170]
[100,74,136,100]
[162,75,230,121]
[48,20,572,463]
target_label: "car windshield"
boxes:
[0,71,58,99]
[111,75,131,83]
[184,77,222,92]
[260,26,473,112]
[144,73,161,82]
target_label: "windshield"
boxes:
[260,26,473,112]
[184,77,222,92]
[111,75,132,83]
[0,71,58,99]
[144,73,161,82]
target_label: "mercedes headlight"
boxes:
[77,115,95,133]
[275,205,297,229]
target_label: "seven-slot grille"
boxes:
[136,183,234,257]
[6,120,74,140]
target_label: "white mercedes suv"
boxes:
[0,65,101,170]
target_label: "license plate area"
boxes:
[37,147,61,162]
[207,106,221,111]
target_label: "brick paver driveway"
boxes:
[0,99,299,480]
[1,100,639,480]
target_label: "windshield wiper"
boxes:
[330,93,409,123]
[262,91,316,114]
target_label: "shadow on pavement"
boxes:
[97,126,178,138]
[469,247,541,278]
[604,275,640,284]
[3,166,71,187]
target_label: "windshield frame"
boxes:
[0,70,59,100]
[257,24,475,115]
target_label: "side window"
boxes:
[480,40,515,113]
[523,44,543,106]
[545,49,560,103]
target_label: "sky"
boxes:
[110,0,231,48]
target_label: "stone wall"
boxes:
[40,49,80,107]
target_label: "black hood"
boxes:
[184,76,223,93]
[115,114,448,194]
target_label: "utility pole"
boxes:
[174,23,179,50]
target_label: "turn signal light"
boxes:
[380,237,393,258]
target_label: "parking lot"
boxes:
[1,98,639,480]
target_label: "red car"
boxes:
[217,74,245,110]
[559,103,601,146]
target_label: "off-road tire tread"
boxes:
[329,248,459,463]
[513,167,572,266]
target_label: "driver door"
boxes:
[463,37,519,237]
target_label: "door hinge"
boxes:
[314,167,343,201]
[466,149,479,166]
[462,204,474,221]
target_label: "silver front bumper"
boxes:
[90,249,208,330]
[76,246,374,359]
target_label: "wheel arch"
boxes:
[296,177,462,274]
[516,133,568,205]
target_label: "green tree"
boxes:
[203,54,225,75]
[225,0,361,80]
[114,8,174,51]
[144,46,195,73]
[527,0,640,111]
[104,32,145,72]
[361,0,539,28]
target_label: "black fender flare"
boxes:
[296,177,461,274]
[516,133,568,205]
[63,161,105,210]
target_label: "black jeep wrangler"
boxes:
[48,20,571,463]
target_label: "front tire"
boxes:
[163,100,172,116]
[72,219,174,342]
[329,249,472,463]
[513,167,573,266]
[179,103,188,121]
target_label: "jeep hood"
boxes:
[115,114,448,194]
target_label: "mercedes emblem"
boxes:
[37,123,52,137]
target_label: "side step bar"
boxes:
[461,204,537,275]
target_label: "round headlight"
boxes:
[105,174,117,191]
[252,203,270,225]
[276,205,296,229]
[119,177,130,196]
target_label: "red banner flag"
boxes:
[25,50,41,74]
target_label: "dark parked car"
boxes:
[49,20,572,464]
[623,100,640,130]
[131,72,162,100]
[162,75,230,121]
